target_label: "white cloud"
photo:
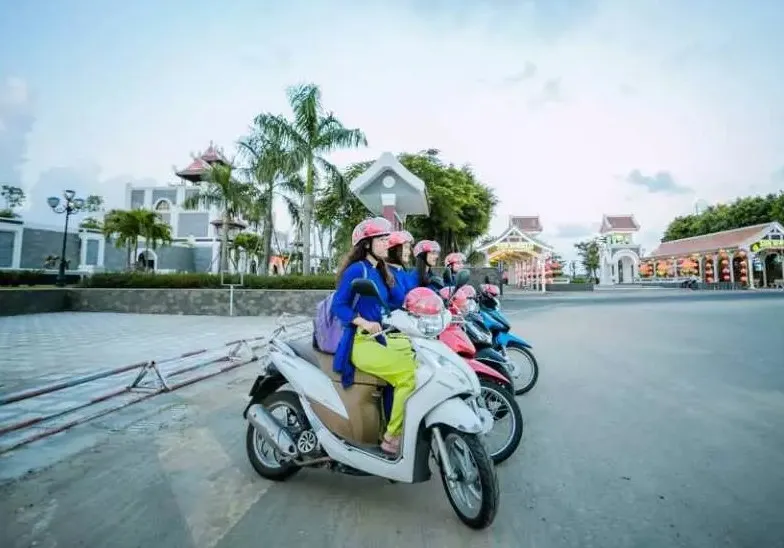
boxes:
[7,0,784,261]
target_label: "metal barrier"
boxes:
[0,316,311,455]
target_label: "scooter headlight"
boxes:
[416,310,452,338]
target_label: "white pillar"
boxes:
[78,232,88,268]
[11,223,23,269]
[98,237,106,268]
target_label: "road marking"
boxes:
[157,426,273,548]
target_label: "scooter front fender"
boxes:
[496,331,532,349]
[465,358,511,385]
[424,398,486,434]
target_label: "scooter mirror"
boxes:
[454,269,470,289]
[351,278,380,298]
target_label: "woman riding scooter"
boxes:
[331,218,417,455]
[413,240,443,291]
[387,230,416,294]
[443,252,466,286]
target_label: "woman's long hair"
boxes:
[415,253,431,287]
[387,245,406,268]
[336,240,395,288]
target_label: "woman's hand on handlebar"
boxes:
[354,317,382,335]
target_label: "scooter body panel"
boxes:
[496,331,532,349]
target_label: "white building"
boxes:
[597,214,642,285]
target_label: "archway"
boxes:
[611,249,639,284]
[763,253,783,287]
[136,249,158,271]
[250,260,258,275]
[732,255,746,286]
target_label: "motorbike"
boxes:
[477,284,539,395]
[437,291,523,465]
[243,273,500,530]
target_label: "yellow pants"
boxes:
[351,334,417,436]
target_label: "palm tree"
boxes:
[238,133,304,274]
[136,209,173,270]
[103,209,141,270]
[183,162,254,273]
[253,84,367,274]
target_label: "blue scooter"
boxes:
[477,287,539,395]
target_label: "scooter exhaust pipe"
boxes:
[247,404,299,457]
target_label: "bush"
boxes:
[81,272,337,290]
[0,270,82,287]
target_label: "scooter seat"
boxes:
[286,338,386,386]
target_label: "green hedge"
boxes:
[0,270,82,287]
[80,272,337,290]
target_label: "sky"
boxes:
[1,0,784,261]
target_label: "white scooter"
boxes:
[243,272,500,529]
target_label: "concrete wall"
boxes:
[157,245,195,271]
[546,283,595,292]
[0,230,15,267]
[68,288,331,316]
[0,289,70,316]
[20,228,80,270]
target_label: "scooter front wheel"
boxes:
[479,379,523,465]
[437,427,499,529]
[505,343,539,395]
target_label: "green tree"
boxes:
[254,84,368,275]
[79,194,105,229]
[400,150,497,251]
[574,238,601,280]
[1,184,25,217]
[231,232,263,271]
[662,192,784,241]
[238,131,304,272]
[314,161,372,259]
[183,162,254,272]
[316,150,498,257]
[103,209,141,270]
[136,209,172,270]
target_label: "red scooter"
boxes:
[439,287,523,465]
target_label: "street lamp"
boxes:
[47,190,85,287]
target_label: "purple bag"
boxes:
[313,263,367,354]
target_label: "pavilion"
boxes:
[642,221,784,288]
[475,216,557,291]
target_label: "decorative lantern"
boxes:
[738,250,747,259]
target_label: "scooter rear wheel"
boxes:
[246,391,303,481]
[438,427,499,529]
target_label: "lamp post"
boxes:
[47,190,84,287]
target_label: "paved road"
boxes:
[2,296,784,548]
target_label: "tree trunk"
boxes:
[262,190,274,276]
[220,212,230,273]
[302,192,314,275]
[126,242,132,270]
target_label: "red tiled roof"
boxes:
[176,158,210,180]
[510,215,542,233]
[648,223,769,258]
[200,142,228,164]
[602,215,639,232]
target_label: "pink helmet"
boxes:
[444,252,466,267]
[413,240,441,256]
[479,283,500,297]
[404,287,445,317]
[388,230,413,248]
[351,217,392,247]
[456,284,477,299]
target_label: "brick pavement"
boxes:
[0,312,300,395]
[0,311,310,455]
